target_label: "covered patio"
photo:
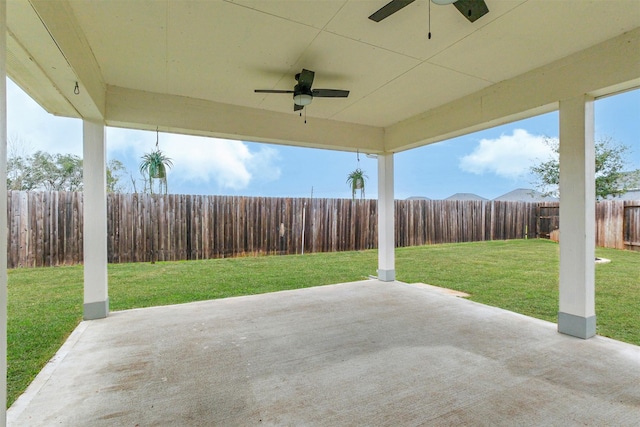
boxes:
[8,280,640,425]
[1,0,640,424]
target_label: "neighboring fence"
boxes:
[6,191,640,268]
[535,201,640,252]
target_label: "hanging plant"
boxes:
[347,168,367,200]
[140,149,172,178]
[139,149,173,194]
[139,130,173,194]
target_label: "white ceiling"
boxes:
[5,0,640,152]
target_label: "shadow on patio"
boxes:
[8,280,640,426]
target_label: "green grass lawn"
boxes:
[396,239,640,345]
[7,239,639,407]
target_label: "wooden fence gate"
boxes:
[623,203,640,251]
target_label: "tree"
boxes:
[106,159,128,193]
[7,151,83,191]
[139,149,173,194]
[7,144,129,192]
[530,137,640,200]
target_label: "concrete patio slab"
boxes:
[8,280,640,426]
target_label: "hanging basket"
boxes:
[347,168,368,200]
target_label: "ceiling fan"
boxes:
[369,0,489,23]
[254,69,350,111]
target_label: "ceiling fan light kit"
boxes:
[293,93,313,106]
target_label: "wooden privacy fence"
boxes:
[535,201,640,251]
[623,203,640,250]
[6,191,640,268]
[8,191,83,268]
[395,200,538,246]
[106,195,378,263]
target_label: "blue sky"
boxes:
[6,77,640,200]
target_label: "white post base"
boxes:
[377,269,396,282]
[558,312,596,339]
[84,299,109,320]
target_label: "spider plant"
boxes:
[347,168,367,200]
[139,149,173,194]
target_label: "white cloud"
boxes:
[245,145,281,183]
[163,135,281,190]
[459,129,554,179]
[107,128,281,191]
[164,135,252,190]
[7,78,83,156]
[7,79,281,193]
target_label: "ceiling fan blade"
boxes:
[298,69,315,90]
[312,89,350,98]
[453,0,489,23]
[254,89,295,94]
[294,104,304,112]
[368,0,416,22]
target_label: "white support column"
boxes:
[377,153,395,281]
[1,0,9,422]
[558,95,596,339]
[83,120,109,319]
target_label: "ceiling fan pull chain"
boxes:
[428,0,432,39]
